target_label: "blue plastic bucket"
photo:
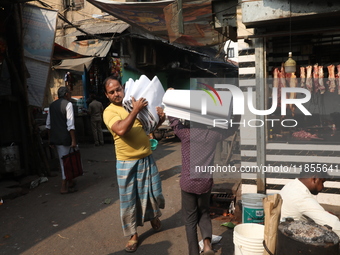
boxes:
[150,139,158,150]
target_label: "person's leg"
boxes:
[116,159,140,253]
[97,121,104,145]
[197,191,213,254]
[56,145,70,193]
[91,119,99,145]
[117,160,139,236]
[181,189,200,255]
[137,155,164,224]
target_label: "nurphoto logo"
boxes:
[198,83,312,128]
[198,82,223,106]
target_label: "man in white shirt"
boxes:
[280,170,340,237]
[46,87,77,194]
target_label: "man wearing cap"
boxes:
[280,170,340,237]
[46,86,77,194]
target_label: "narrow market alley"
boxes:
[0,138,236,255]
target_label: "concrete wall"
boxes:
[31,0,125,47]
[241,0,340,25]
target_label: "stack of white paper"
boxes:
[162,90,233,129]
[123,75,165,134]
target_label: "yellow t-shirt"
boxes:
[103,103,151,161]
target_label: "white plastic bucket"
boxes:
[233,223,265,255]
[242,193,266,224]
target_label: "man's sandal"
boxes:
[125,240,138,253]
[150,217,162,232]
[202,250,215,255]
[68,180,77,189]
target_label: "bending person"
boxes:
[280,170,340,237]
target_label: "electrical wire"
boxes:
[289,0,292,53]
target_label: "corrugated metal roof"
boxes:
[86,0,228,47]
[66,22,129,36]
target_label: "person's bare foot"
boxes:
[202,238,214,255]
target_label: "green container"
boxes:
[242,193,266,224]
[149,139,158,150]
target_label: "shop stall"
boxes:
[237,1,340,204]
[267,34,340,147]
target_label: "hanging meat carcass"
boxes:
[272,65,286,109]
[336,64,340,95]
[279,64,286,88]
[306,65,313,92]
[272,65,292,113]
[288,72,297,116]
[327,64,336,93]
[273,67,279,88]
[273,67,281,109]
[300,66,306,88]
[318,65,325,94]
[313,63,320,93]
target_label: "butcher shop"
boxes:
[236,0,340,202]
[268,34,340,144]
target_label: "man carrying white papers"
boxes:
[123,75,165,134]
[162,89,233,129]
[103,75,166,252]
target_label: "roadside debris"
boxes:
[30,177,48,189]
[221,222,236,228]
[57,234,68,239]
[103,198,111,204]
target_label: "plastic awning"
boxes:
[53,57,94,72]
[52,39,112,72]
[67,39,112,58]
[53,43,87,60]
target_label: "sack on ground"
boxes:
[62,148,83,180]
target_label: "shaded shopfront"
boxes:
[237,0,340,202]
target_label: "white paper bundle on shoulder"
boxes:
[123,75,165,134]
[162,89,233,129]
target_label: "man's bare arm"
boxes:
[155,106,166,129]
[110,97,148,136]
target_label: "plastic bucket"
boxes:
[242,193,266,224]
[149,139,158,150]
[233,223,265,255]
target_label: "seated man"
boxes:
[280,170,340,237]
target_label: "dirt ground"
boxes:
[0,138,237,255]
